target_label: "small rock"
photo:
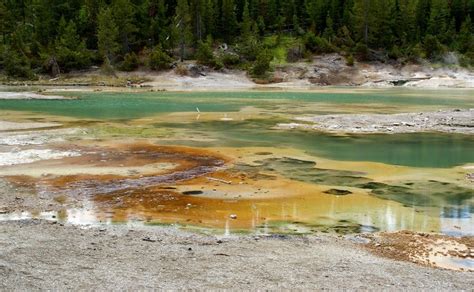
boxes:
[182,190,203,195]
[142,236,157,242]
[324,189,352,196]
[229,214,237,219]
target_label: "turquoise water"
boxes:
[0,89,473,119]
[0,89,473,236]
[1,89,473,167]
[156,120,474,168]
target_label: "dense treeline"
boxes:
[0,0,473,78]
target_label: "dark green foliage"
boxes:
[173,0,193,62]
[148,45,173,70]
[388,45,402,60]
[195,40,215,66]
[0,1,8,40]
[97,7,119,61]
[3,48,34,79]
[101,56,116,76]
[236,35,261,61]
[406,43,425,62]
[221,0,238,42]
[219,52,240,68]
[423,34,444,59]
[354,42,369,61]
[345,54,354,66]
[111,0,137,54]
[0,44,4,69]
[460,52,474,68]
[54,18,92,71]
[140,0,169,48]
[0,0,473,78]
[2,25,35,78]
[457,16,474,54]
[240,0,252,38]
[304,32,335,54]
[119,52,140,71]
[195,39,223,69]
[251,48,273,77]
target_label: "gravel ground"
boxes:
[277,109,474,135]
[1,220,472,290]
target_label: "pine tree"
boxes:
[268,0,279,30]
[373,0,394,49]
[451,0,466,31]
[80,0,106,49]
[0,0,9,43]
[281,0,296,29]
[391,0,408,45]
[221,0,238,42]
[329,0,344,29]
[400,0,417,44]
[415,0,431,37]
[342,0,354,29]
[174,0,192,61]
[202,0,217,38]
[97,7,119,62]
[3,24,34,78]
[241,0,252,38]
[31,0,56,47]
[257,15,266,36]
[111,0,137,54]
[190,0,204,41]
[292,13,301,35]
[323,13,335,41]
[1,0,474,74]
[458,16,473,53]
[427,0,449,38]
[305,0,329,34]
[143,0,169,47]
[54,17,91,71]
[352,0,373,45]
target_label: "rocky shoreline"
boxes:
[2,54,474,90]
[277,109,474,135]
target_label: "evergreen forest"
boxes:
[1,0,473,78]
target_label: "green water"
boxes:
[1,88,473,235]
[1,89,473,168]
[155,120,474,168]
[1,89,473,119]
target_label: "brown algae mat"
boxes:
[365,231,473,272]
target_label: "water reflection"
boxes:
[2,190,472,236]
